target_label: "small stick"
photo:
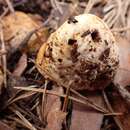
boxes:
[62,80,73,112]
[104,113,122,116]
[4,0,15,16]
[111,27,130,32]
[41,80,48,121]
[12,110,37,130]
[0,25,7,88]
[84,0,96,13]
[50,0,63,14]
[70,88,109,113]
[0,7,9,21]
[14,86,113,114]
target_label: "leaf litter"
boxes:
[0,0,130,130]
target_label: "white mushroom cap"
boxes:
[36,14,119,90]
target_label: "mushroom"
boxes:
[36,14,119,90]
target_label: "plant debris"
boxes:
[0,0,130,130]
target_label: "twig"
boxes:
[41,80,48,121]
[84,0,101,13]
[104,113,122,116]
[7,91,36,106]
[31,100,39,111]
[103,0,122,28]
[0,7,9,21]
[50,0,63,14]
[62,80,73,112]
[111,27,130,32]
[110,0,122,27]
[12,110,37,130]
[14,86,109,114]
[14,104,44,128]
[0,25,7,88]
[102,91,124,130]
[70,88,108,113]
[4,0,15,15]
[84,0,96,13]
[103,4,116,13]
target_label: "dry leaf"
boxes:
[44,87,66,130]
[70,92,105,130]
[44,87,63,118]
[2,11,38,49]
[2,11,48,54]
[114,35,130,87]
[0,121,13,130]
[46,111,66,130]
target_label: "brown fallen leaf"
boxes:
[44,87,63,118]
[12,53,27,77]
[2,11,38,50]
[70,92,105,130]
[0,121,13,130]
[46,111,66,130]
[1,11,48,54]
[114,34,130,87]
[43,86,67,130]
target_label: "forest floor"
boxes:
[0,0,130,130]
